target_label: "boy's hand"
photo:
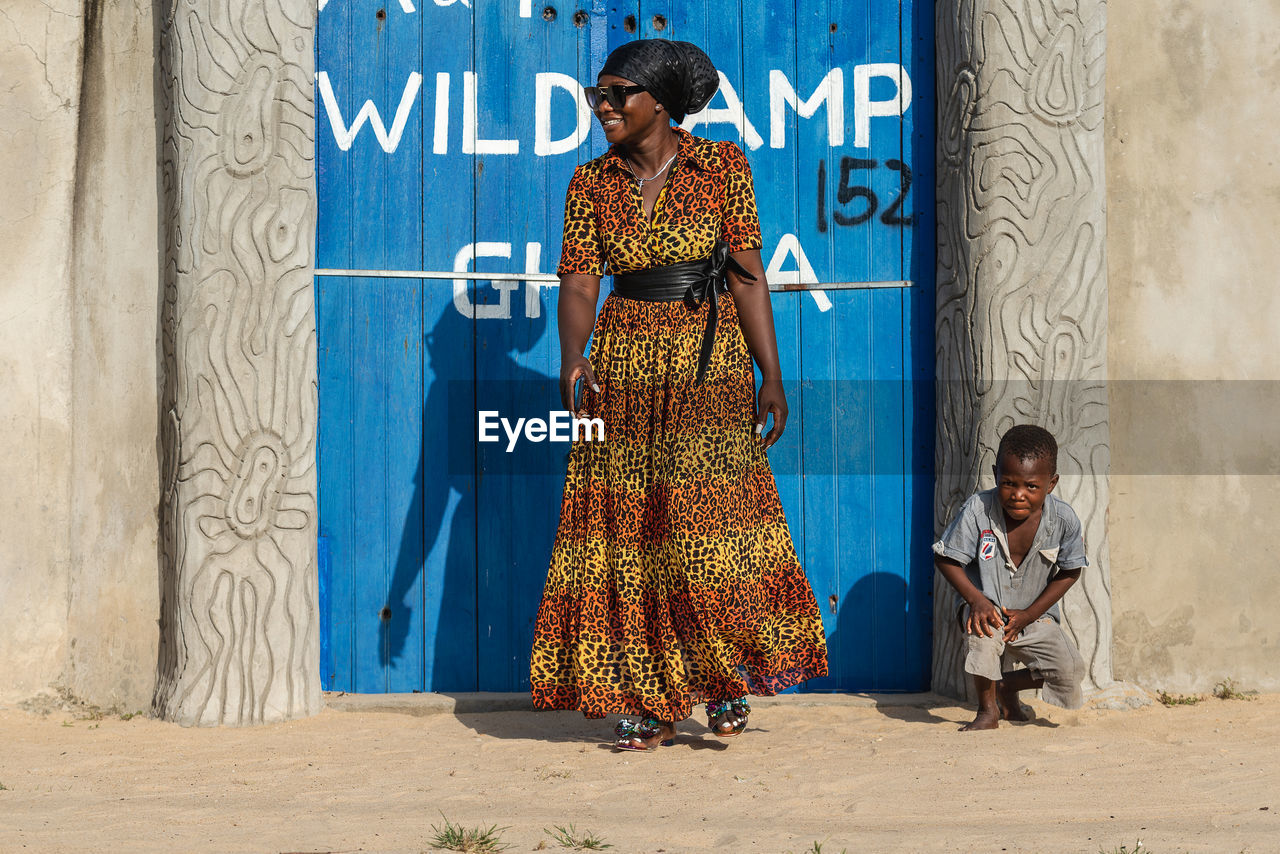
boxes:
[1001,607,1035,641]
[965,596,1005,637]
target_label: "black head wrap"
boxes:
[599,39,719,123]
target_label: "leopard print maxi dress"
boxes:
[530,129,828,722]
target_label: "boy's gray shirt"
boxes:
[932,489,1088,621]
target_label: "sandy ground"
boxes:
[1,692,1277,854]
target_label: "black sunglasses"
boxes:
[583,84,646,111]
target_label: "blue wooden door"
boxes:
[316,0,934,693]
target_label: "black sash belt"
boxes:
[611,241,757,386]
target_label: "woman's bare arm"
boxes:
[557,272,602,413]
[727,248,786,447]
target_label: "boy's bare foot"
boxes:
[960,706,1000,731]
[997,682,1032,722]
[962,675,1001,730]
[996,670,1042,722]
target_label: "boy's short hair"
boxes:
[997,424,1058,472]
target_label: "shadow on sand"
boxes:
[454,709,740,750]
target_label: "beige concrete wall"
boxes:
[0,0,159,709]
[0,0,83,703]
[1107,2,1280,692]
[65,0,160,711]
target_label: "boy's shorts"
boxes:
[963,615,1085,709]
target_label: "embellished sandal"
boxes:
[613,717,675,751]
[706,697,750,737]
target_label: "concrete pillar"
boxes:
[153,0,320,725]
[933,0,1113,698]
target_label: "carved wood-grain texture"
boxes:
[154,0,320,725]
[934,0,1111,698]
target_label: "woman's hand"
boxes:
[755,377,787,449]
[560,353,600,416]
[557,273,602,416]
[727,248,787,451]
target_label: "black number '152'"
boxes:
[816,157,914,232]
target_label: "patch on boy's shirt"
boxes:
[979,530,997,561]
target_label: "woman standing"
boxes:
[530,39,828,750]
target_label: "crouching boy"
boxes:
[933,424,1088,730]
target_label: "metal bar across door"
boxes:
[315,268,912,290]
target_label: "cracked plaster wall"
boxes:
[0,0,85,704]
[0,0,159,709]
[1106,1,1280,692]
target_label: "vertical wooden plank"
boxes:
[315,0,354,273]
[471,1,519,693]
[471,0,528,694]
[359,1,424,694]
[902,0,936,689]
[865,0,906,284]
[821,0,876,687]
[349,276,390,693]
[344,1,390,694]
[472,2,581,692]
[827,3,882,284]
[796,0,849,691]
[314,0,357,695]
[855,0,906,691]
[378,1,427,694]
[848,0,882,692]
[418,294,477,692]
[418,2,478,692]
[343,1,425,271]
[383,277,426,693]
[831,296,876,693]
[866,0,909,689]
[316,275,355,692]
